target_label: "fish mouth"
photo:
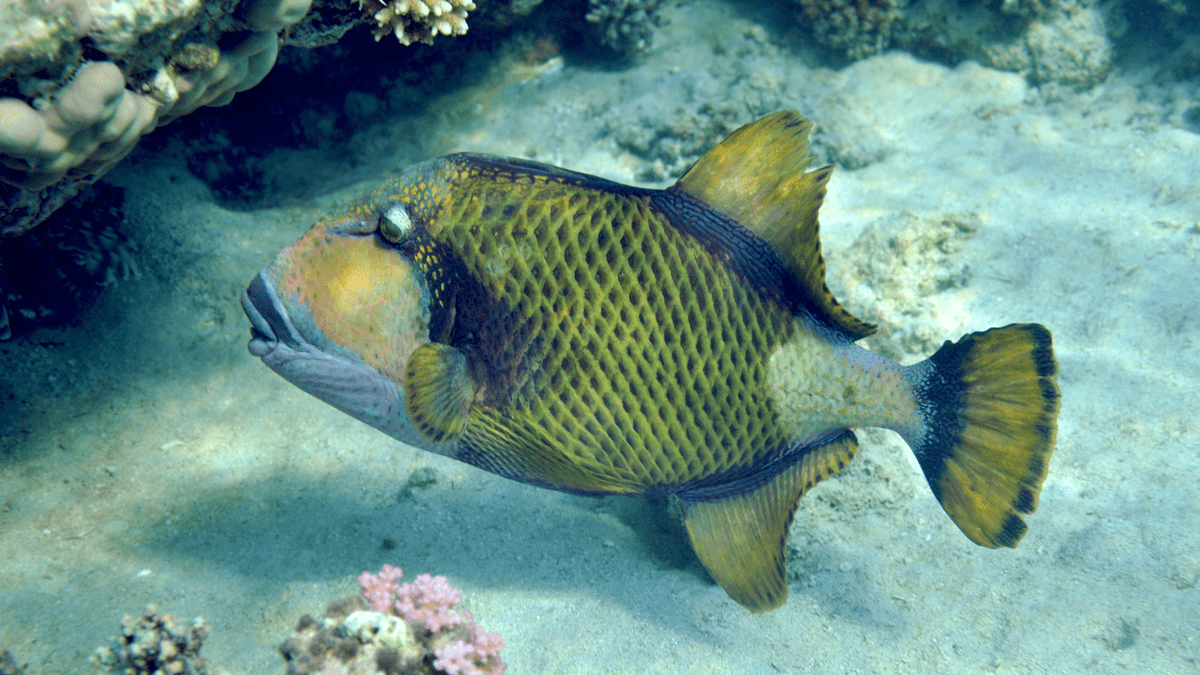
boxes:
[241,272,298,357]
[240,269,435,453]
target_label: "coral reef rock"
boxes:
[1,0,314,235]
[586,0,666,54]
[0,183,135,340]
[983,2,1113,88]
[91,605,224,675]
[794,0,1114,89]
[280,596,425,675]
[828,211,981,363]
[282,566,506,675]
[796,0,905,61]
[0,650,27,675]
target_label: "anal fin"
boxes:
[680,431,858,612]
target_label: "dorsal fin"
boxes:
[675,111,875,339]
[680,431,859,612]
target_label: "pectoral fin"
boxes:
[680,431,858,612]
[404,342,476,444]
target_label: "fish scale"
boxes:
[425,170,794,491]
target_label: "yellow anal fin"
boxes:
[681,431,858,612]
[404,342,476,444]
[912,324,1061,548]
[674,110,875,340]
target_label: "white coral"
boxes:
[358,0,477,46]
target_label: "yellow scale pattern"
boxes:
[432,169,798,492]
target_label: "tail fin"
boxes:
[908,324,1060,548]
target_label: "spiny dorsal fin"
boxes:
[675,110,875,339]
[680,431,859,612]
[404,342,476,444]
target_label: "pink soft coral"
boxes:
[433,611,506,675]
[358,566,463,630]
[357,563,405,613]
[356,564,506,675]
[394,573,465,632]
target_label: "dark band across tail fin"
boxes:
[908,323,1060,548]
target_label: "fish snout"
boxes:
[242,271,291,357]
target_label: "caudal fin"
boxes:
[908,324,1060,548]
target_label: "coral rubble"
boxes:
[828,211,981,362]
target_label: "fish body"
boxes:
[242,111,1060,612]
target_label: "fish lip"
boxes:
[242,271,299,357]
[241,291,275,357]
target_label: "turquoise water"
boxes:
[2,1,1198,673]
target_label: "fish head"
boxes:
[241,162,450,453]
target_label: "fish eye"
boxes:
[379,204,412,244]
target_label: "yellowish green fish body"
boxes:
[243,111,1060,613]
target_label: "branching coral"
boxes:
[358,0,477,46]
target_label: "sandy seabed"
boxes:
[2,2,1198,673]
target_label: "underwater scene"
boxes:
[1,0,1197,673]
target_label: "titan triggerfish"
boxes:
[241,110,1060,612]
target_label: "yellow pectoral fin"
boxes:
[682,432,858,612]
[404,343,476,445]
